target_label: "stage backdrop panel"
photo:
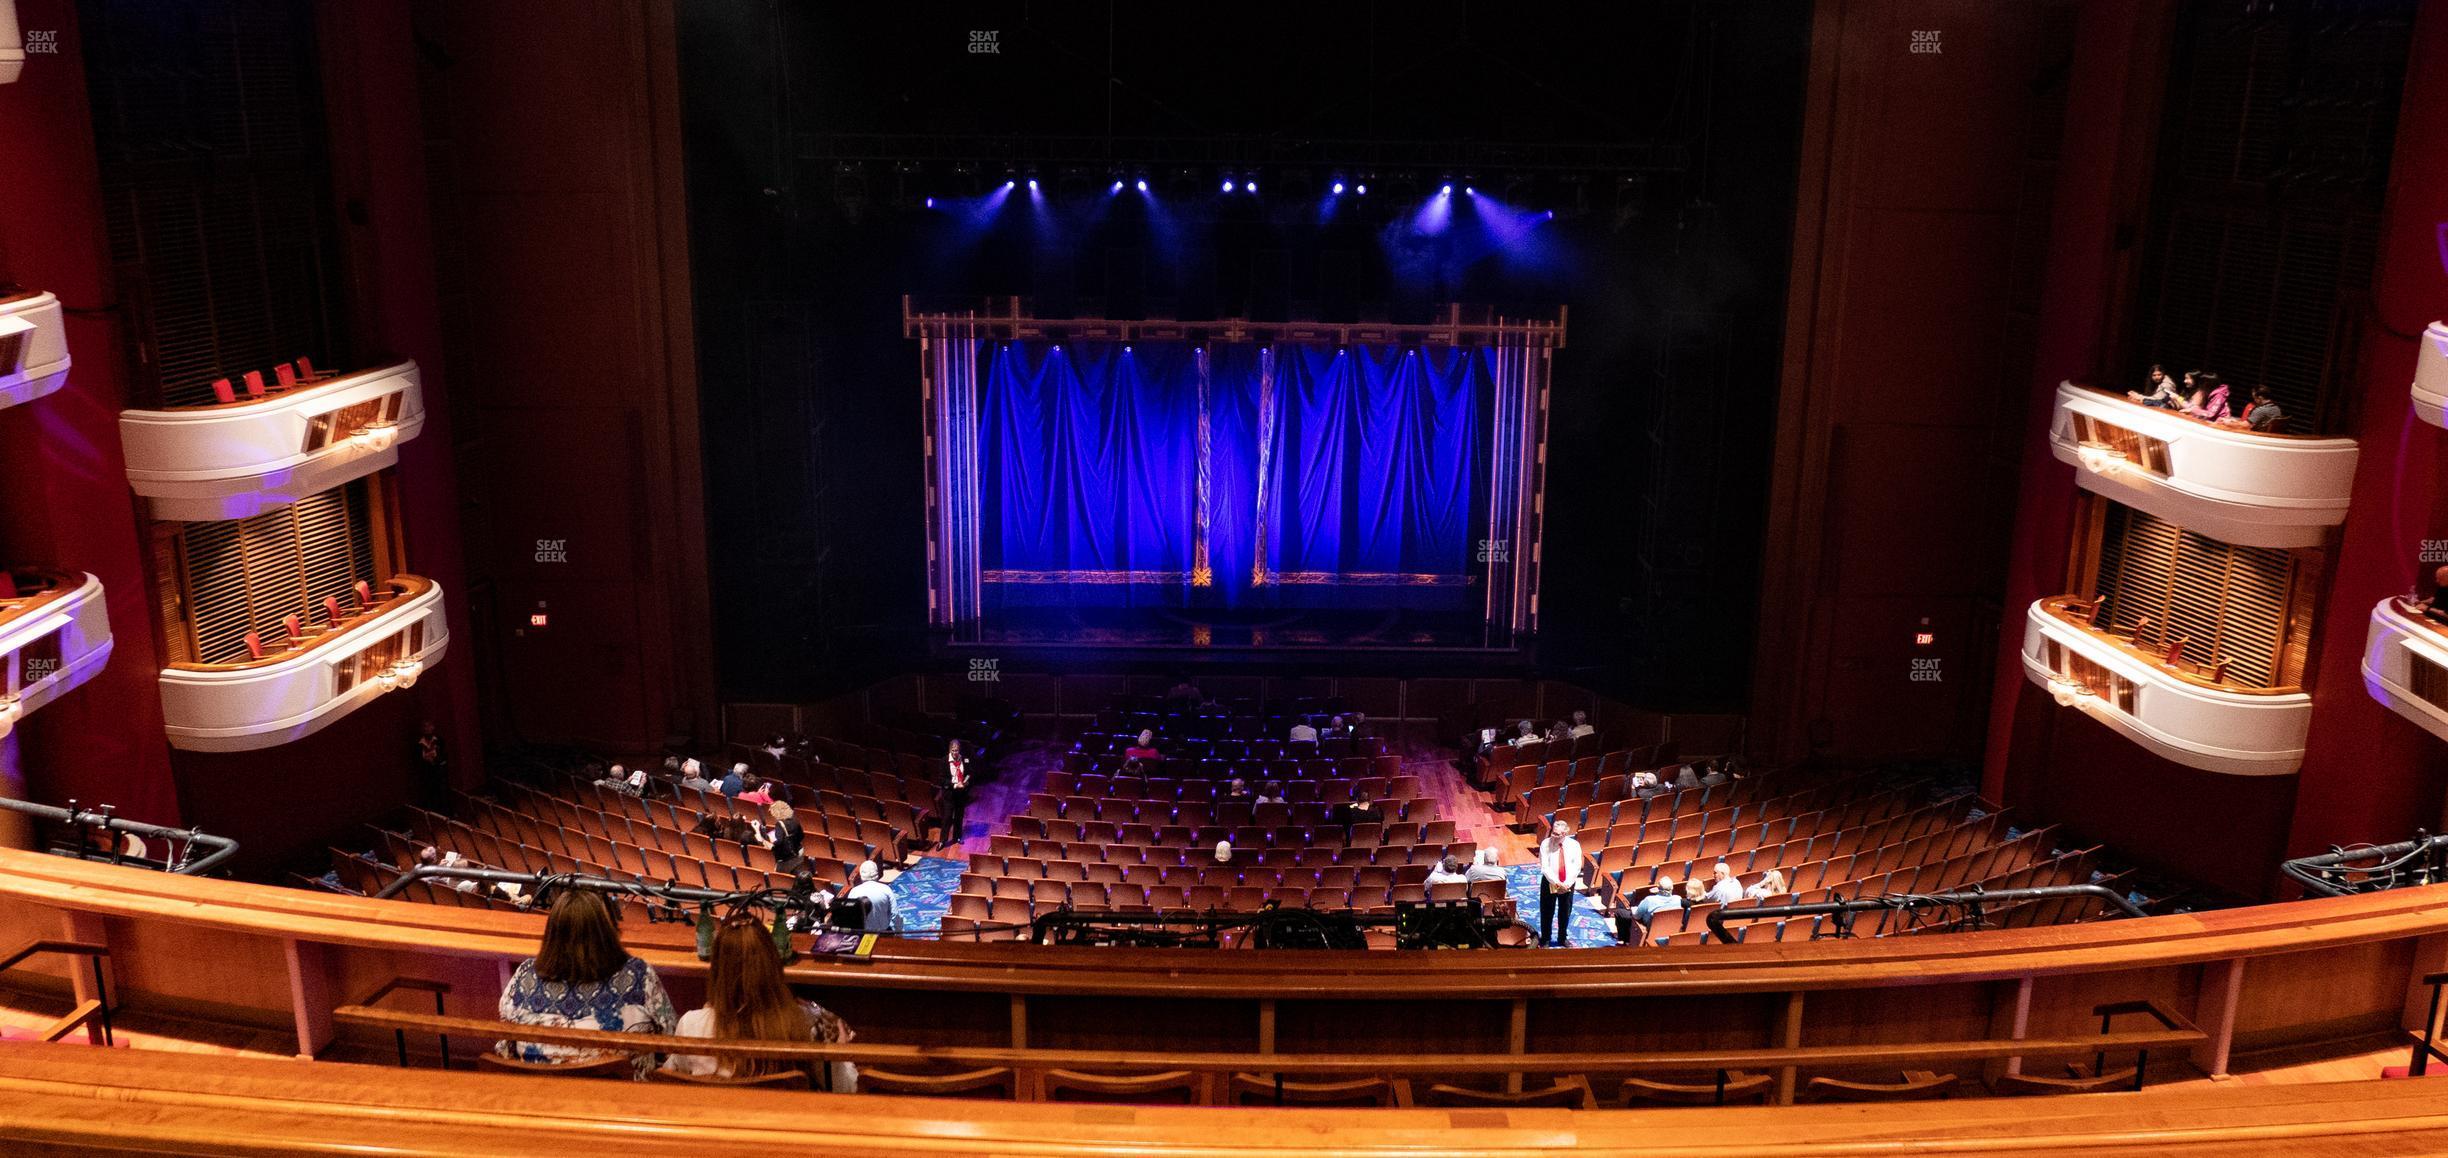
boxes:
[971,340,1492,610]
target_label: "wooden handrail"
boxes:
[0,939,107,974]
[334,1002,2202,1078]
[164,574,432,673]
[2038,596,2301,696]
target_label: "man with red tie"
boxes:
[1539,819,1584,948]
[939,740,972,845]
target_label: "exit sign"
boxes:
[529,612,550,629]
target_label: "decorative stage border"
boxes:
[914,299,1556,633]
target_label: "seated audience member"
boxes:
[1672,763,1705,791]
[1613,878,1683,944]
[735,773,773,808]
[677,758,716,793]
[1254,781,1286,806]
[2182,372,2230,421]
[1464,847,1508,884]
[845,861,897,933]
[1124,729,1162,760]
[718,762,748,797]
[760,734,788,759]
[1681,879,1710,907]
[1507,719,1540,748]
[1334,790,1384,831]
[1226,777,1252,799]
[498,890,676,1075]
[1568,710,1595,739]
[1166,678,1201,704]
[416,845,480,893]
[2240,385,2284,431]
[594,763,646,797]
[2160,369,2207,413]
[759,802,805,868]
[2126,363,2180,407]
[1325,714,1352,739]
[1628,768,1662,793]
[1288,719,1319,743]
[1213,839,1235,866]
[784,867,836,933]
[2423,563,2448,626]
[1424,855,1469,887]
[1705,862,1745,907]
[1698,759,1730,788]
[666,915,858,1091]
[1745,869,1789,900]
[1543,720,1571,745]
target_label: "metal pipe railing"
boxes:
[2279,831,2448,897]
[0,796,238,876]
[1700,883,2146,944]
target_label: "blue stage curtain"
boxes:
[978,340,1487,609]
[1261,345,1486,587]
[979,342,1197,603]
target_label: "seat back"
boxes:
[646,1067,811,1090]
[1041,1068,1204,1105]
[860,1065,1018,1100]
[1228,1072,1405,1107]
[1803,1070,1959,1103]
[1417,1076,1596,1110]
[476,1052,636,1079]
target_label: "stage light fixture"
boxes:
[1136,178,1149,192]
[1027,178,1039,191]
[924,197,935,208]
[1332,181,1345,194]
[1245,181,1258,194]
[1222,179,1235,193]
[1440,183,1453,196]
[1356,183,1367,195]
[1110,180,1123,194]
[1464,185,1475,196]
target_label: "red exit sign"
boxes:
[529,612,550,629]
[1914,631,1935,646]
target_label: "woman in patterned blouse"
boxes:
[497,889,676,1076]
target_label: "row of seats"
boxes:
[942,877,1514,936]
[1021,786,1430,825]
[1061,752,1398,777]
[1686,844,2109,946]
[1042,766,1408,800]
[205,355,329,404]
[723,746,945,804]
[1004,817,1461,853]
[968,838,1475,881]
[1072,733,1388,759]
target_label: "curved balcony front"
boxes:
[0,570,114,740]
[2021,596,2310,777]
[159,575,448,752]
[0,290,71,412]
[2049,382,2359,549]
[119,360,425,521]
[2362,596,2448,744]
[2416,322,2447,431]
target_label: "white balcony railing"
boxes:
[0,1,23,85]
[2362,597,2448,745]
[2021,597,2310,777]
[2416,322,2447,432]
[2049,382,2359,549]
[0,290,71,412]
[0,571,114,740]
[158,575,448,752]
[119,360,425,521]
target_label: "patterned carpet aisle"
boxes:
[888,856,966,935]
[1503,864,1619,947]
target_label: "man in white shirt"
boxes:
[1705,862,1745,907]
[1508,720,1539,747]
[846,860,897,933]
[1288,721,1318,743]
[1568,710,1595,739]
[1424,855,1469,887]
[1538,820,1584,947]
[1463,847,1507,884]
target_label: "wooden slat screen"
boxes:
[2089,504,2305,689]
[172,481,381,665]
[2410,651,2448,716]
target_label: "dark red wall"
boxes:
[1982,2,2448,896]
[1751,0,2088,767]
[0,0,179,828]
[2279,1,2448,863]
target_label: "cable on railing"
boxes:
[2279,830,2448,897]
[1700,884,2146,945]
[0,796,238,876]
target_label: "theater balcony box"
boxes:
[2022,596,2311,777]
[158,575,447,752]
[2416,322,2448,431]
[2363,597,2448,745]
[0,570,113,740]
[0,290,71,411]
[119,360,425,521]
[2049,382,2358,550]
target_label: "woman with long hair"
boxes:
[497,889,676,1075]
[666,916,857,1090]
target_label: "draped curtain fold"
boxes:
[978,340,1488,608]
